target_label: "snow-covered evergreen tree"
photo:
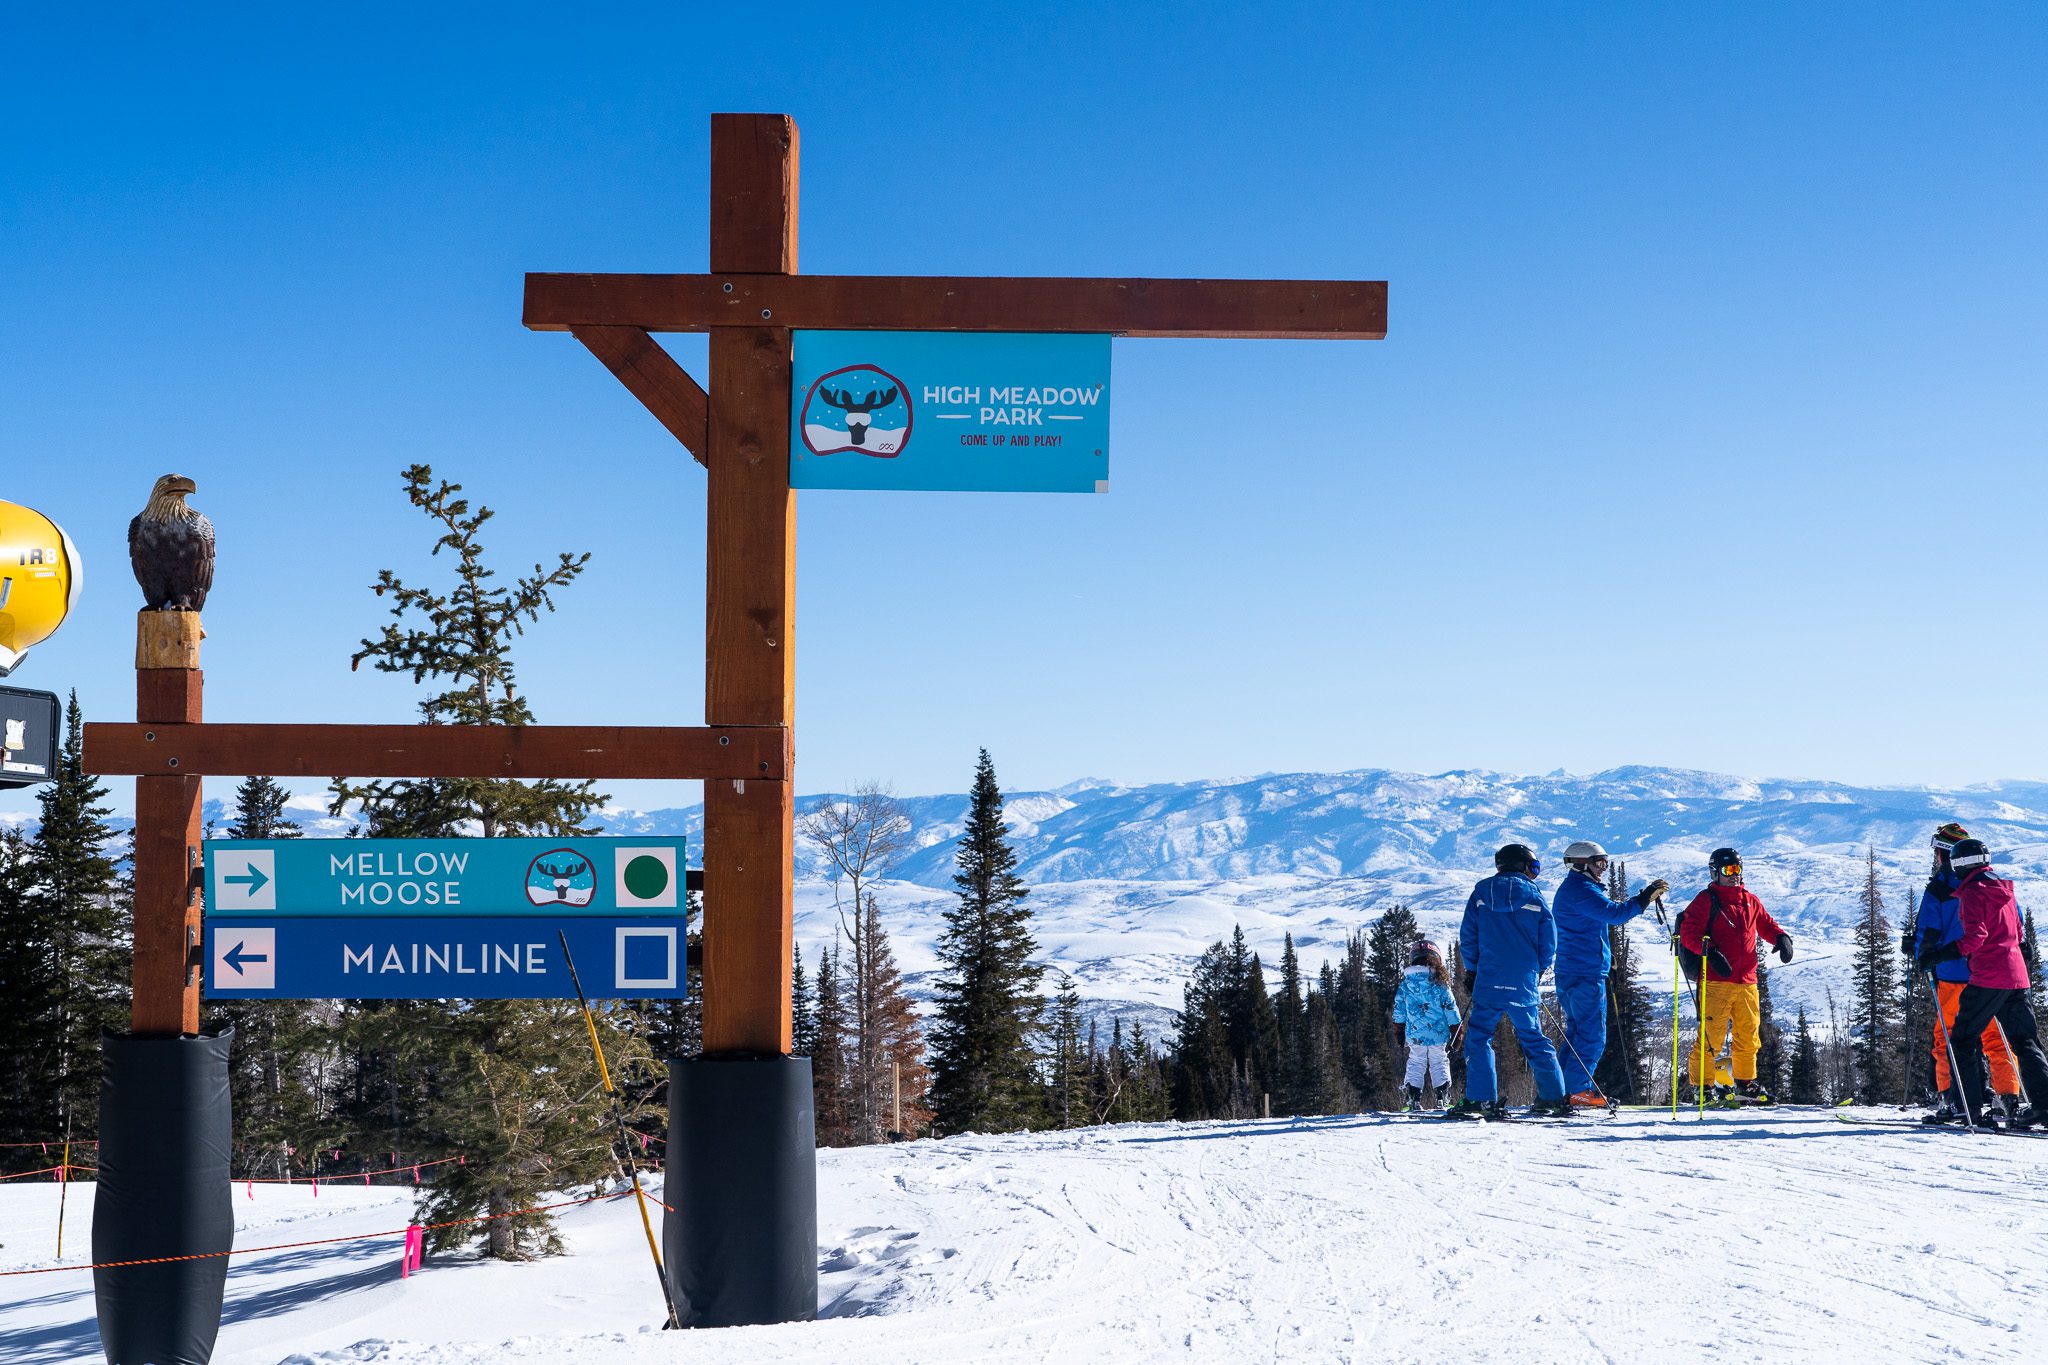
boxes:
[1275,933,1307,1113]
[812,944,851,1145]
[1046,973,1088,1129]
[1785,1007,1824,1104]
[214,775,331,1177]
[928,749,1043,1134]
[14,695,129,1140]
[1848,847,1902,1102]
[328,466,637,1260]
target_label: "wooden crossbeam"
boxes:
[571,325,709,465]
[83,722,787,780]
[525,273,1386,340]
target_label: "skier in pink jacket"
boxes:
[1916,839,2048,1130]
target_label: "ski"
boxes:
[1834,1114,2048,1139]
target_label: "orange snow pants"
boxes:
[1934,979,2019,1095]
[1688,979,1760,1084]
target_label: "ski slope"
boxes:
[3,1107,2044,1363]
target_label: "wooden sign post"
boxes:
[527,112,1385,1329]
[131,610,205,1034]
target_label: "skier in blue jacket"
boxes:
[1393,939,1463,1111]
[1448,843,1569,1119]
[1553,841,1667,1108]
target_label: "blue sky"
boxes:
[4,4,2045,817]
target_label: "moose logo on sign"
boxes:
[525,849,597,907]
[799,364,912,458]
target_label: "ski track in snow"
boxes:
[4,1107,2046,1363]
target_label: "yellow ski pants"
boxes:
[1688,979,1761,1084]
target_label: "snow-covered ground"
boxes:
[6,1106,2045,1363]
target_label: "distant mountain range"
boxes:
[15,766,2046,1031]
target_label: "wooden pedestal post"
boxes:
[700,113,798,1058]
[132,610,203,1035]
[665,112,816,1331]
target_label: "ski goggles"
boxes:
[1713,859,1742,877]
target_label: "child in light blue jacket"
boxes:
[1392,940,1464,1111]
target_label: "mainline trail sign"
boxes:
[205,917,684,999]
[203,836,688,1000]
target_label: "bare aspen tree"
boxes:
[801,783,911,1143]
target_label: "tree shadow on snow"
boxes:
[0,1241,395,1365]
[1123,1115,1408,1145]
[1576,1124,1884,1144]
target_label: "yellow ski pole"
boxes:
[1670,942,1681,1118]
[56,1113,72,1258]
[558,930,681,1330]
[1652,894,1683,1118]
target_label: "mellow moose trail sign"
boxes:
[204,836,689,999]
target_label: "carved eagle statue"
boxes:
[128,474,215,611]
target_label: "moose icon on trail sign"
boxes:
[525,848,598,906]
[799,363,913,457]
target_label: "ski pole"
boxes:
[1926,970,1976,1133]
[1607,974,1637,1104]
[558,931,683,1330]
[1653,895,1711,1117]
[1990,1016,2030,1112]
[1539,994,1609,1109]
[1653,895,1680,1117]
[1670,941,1681,1118]
[55,1112,72,1259]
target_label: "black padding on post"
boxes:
[664,1055,817,1327]
[93,1026,234,1365]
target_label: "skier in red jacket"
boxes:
[1917,839,2048,1129]
[1677,847,1793,1103]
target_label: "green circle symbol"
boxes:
[624,854,670,900]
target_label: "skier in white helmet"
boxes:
[1554,841,1667,1108]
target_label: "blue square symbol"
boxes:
[624,933,669,981]
[615,925,678,991]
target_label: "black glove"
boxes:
[1775,933,1794,964]
[1919,941,1963,969]
[1899,927,1917,958]
[1678,946,1703,982]
[1461,969,1476,995]
[1706,946,1734,978]
[1633,878,1671,908]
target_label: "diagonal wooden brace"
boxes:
[571,325,710,466]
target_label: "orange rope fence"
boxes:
[0,1185,665,1278]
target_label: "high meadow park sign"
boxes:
[791,330,1112,492]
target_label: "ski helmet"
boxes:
[1494,843,1540,877]
[1564,840,1610,870]
[1708,847,1743,879]
[1950,838,1992,873]
[1408,938,1442,967]
[1932,822,1971,854]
